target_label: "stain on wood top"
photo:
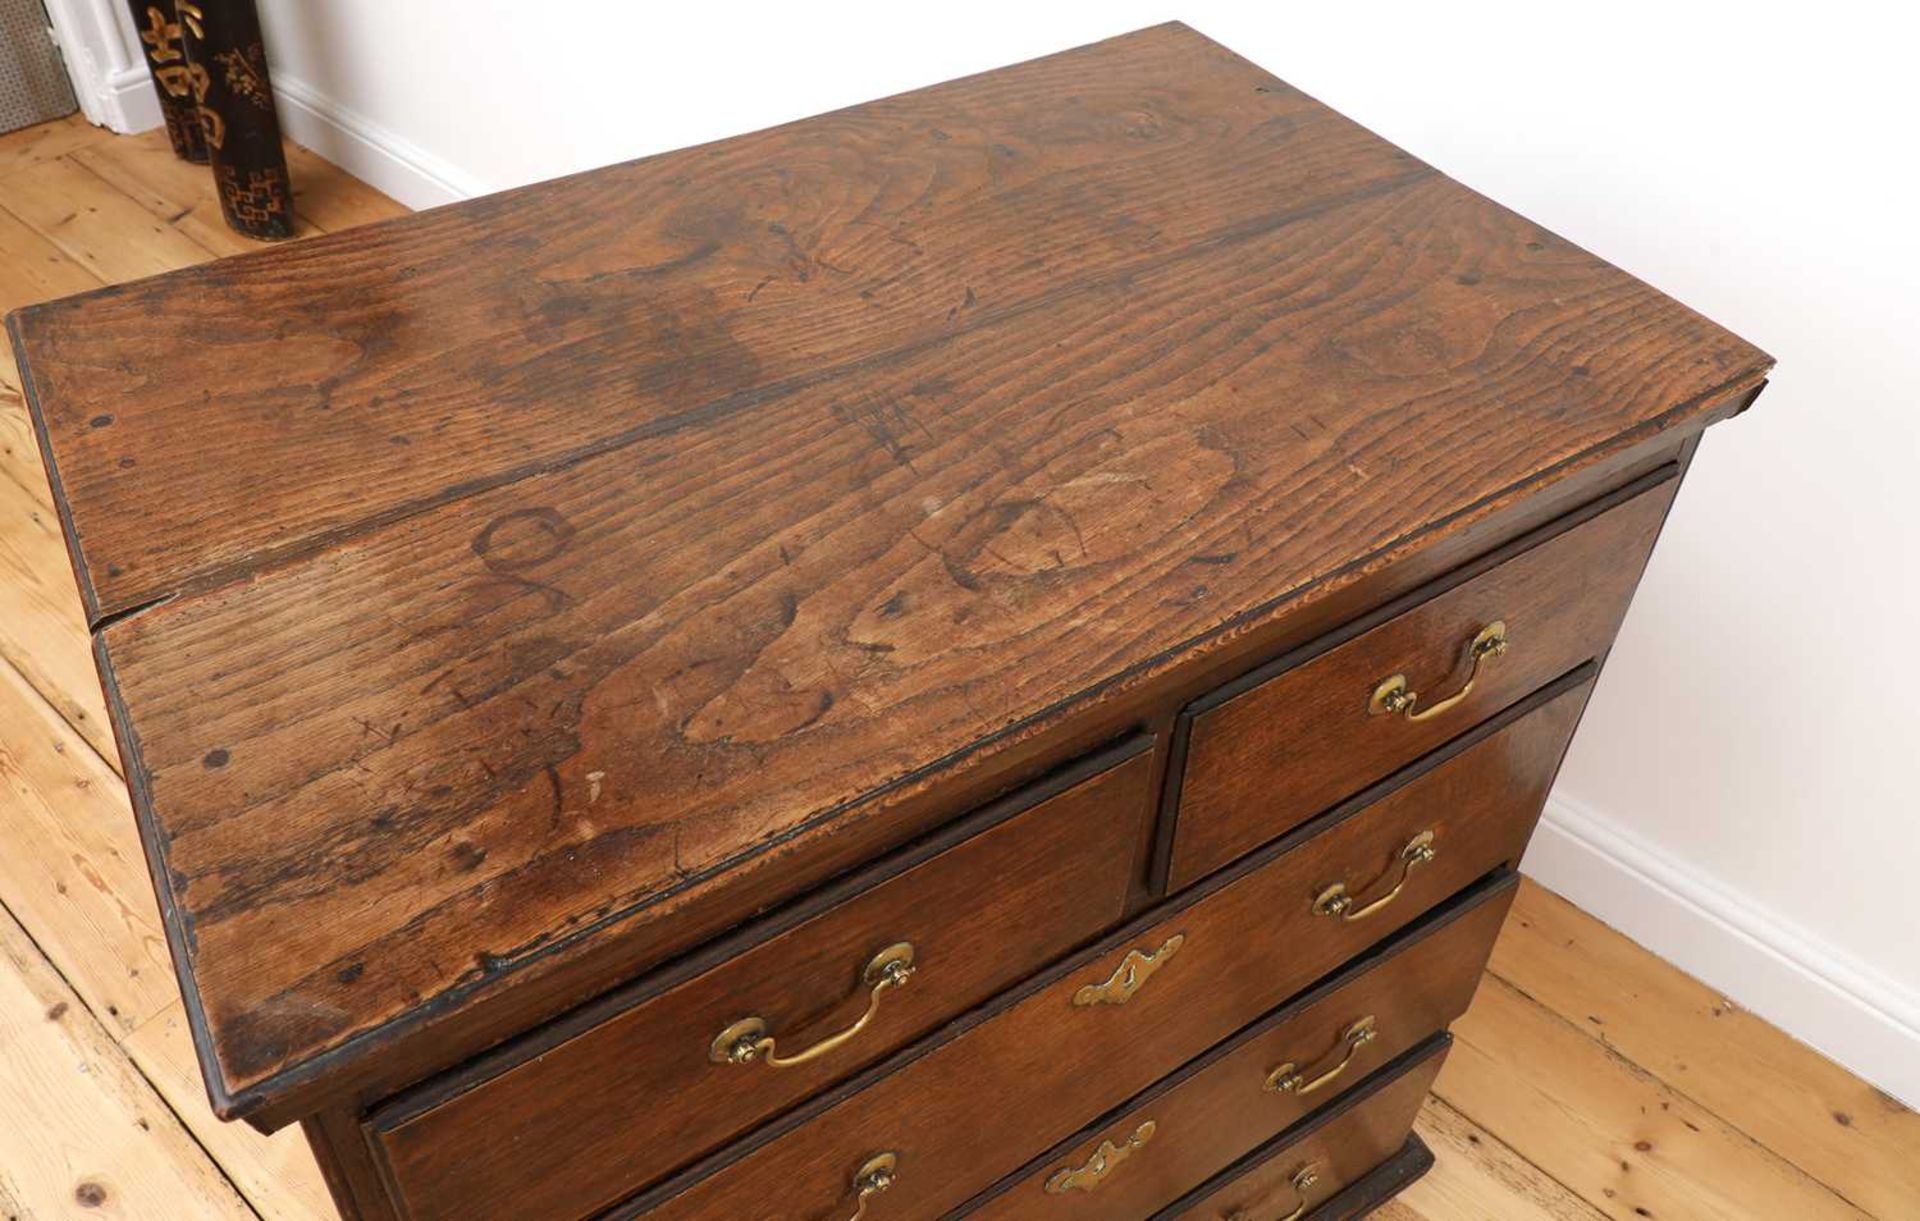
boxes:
[7,22,1771,1117]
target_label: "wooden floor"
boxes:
[0,115,1911,1221]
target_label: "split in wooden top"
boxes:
[6,22,1771,1120]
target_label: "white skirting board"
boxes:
[269,73,485,211]
[1523,793,1920,1109]
[66,62,157,132]
[45,0,479,208]
[43,0,158,132]
[45,0,479,206]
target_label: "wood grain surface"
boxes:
[1165,473,1675,888]
[617,673,1587,1219]
[7,21,1771,1118]
[1168,1039,1448,1220]
[966,877,1513,1220]
[14,113,1897,1221]
[1245,1136,1437,1221]
[12,23,1425,621]
[0,901,256,1221]
[372,744,1151,1221]
[0,118,403,1218]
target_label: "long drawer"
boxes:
[368,738,1155,1221]
[963,875,1512,1218]
[1157,1037,1448,1220]
[611,675,1590,1218]
[1162,470,1678,890]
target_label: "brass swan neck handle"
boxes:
[1313,831,1436,922]
[1370,621,1509,721]
[711,943,916,1068]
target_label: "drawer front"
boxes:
[1165,471,1678,889]
[618,678,1587,1219]
[1161,1037,1448,1220]
[371,739,1155,1221]
[966,875,1511,1219]
[1209,1136,1435,1221]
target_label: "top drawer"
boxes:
[1162,471,1679,890]
[368,737,1154,1221]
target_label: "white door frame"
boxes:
[43,0,160,131]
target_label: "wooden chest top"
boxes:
[7,22,1769,1120]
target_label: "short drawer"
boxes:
[1163,470,1678,889]
[615,676,1588,1219]
[1160,1036,1448,1220]
[965,874,1511,1218]
[368,738,1155,1221]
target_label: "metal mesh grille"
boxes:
[0,0,77,135]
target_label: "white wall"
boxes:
[225,1,1920,1101]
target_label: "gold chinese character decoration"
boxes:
[215,45,272,108]
[139,5,183,63]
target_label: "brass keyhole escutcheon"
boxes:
[1045,1120,1157,1194]
[1072,933,1184,1007]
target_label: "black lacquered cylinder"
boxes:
[125,0,208,162]
[176,0,296,240]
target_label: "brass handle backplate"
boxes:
[1222,1165,1320,1221]
[1045,1120,1157,1194]
[1313,832,1435,921]
[1073,934,1184,1007]
[1369,620,1508,721]
[841,1152,898,1221]
[1264,1015,1377,1096]
[711,942,915,1068]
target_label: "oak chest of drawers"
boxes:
[7,21,1770,1221]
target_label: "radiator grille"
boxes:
[0,0,78,135]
